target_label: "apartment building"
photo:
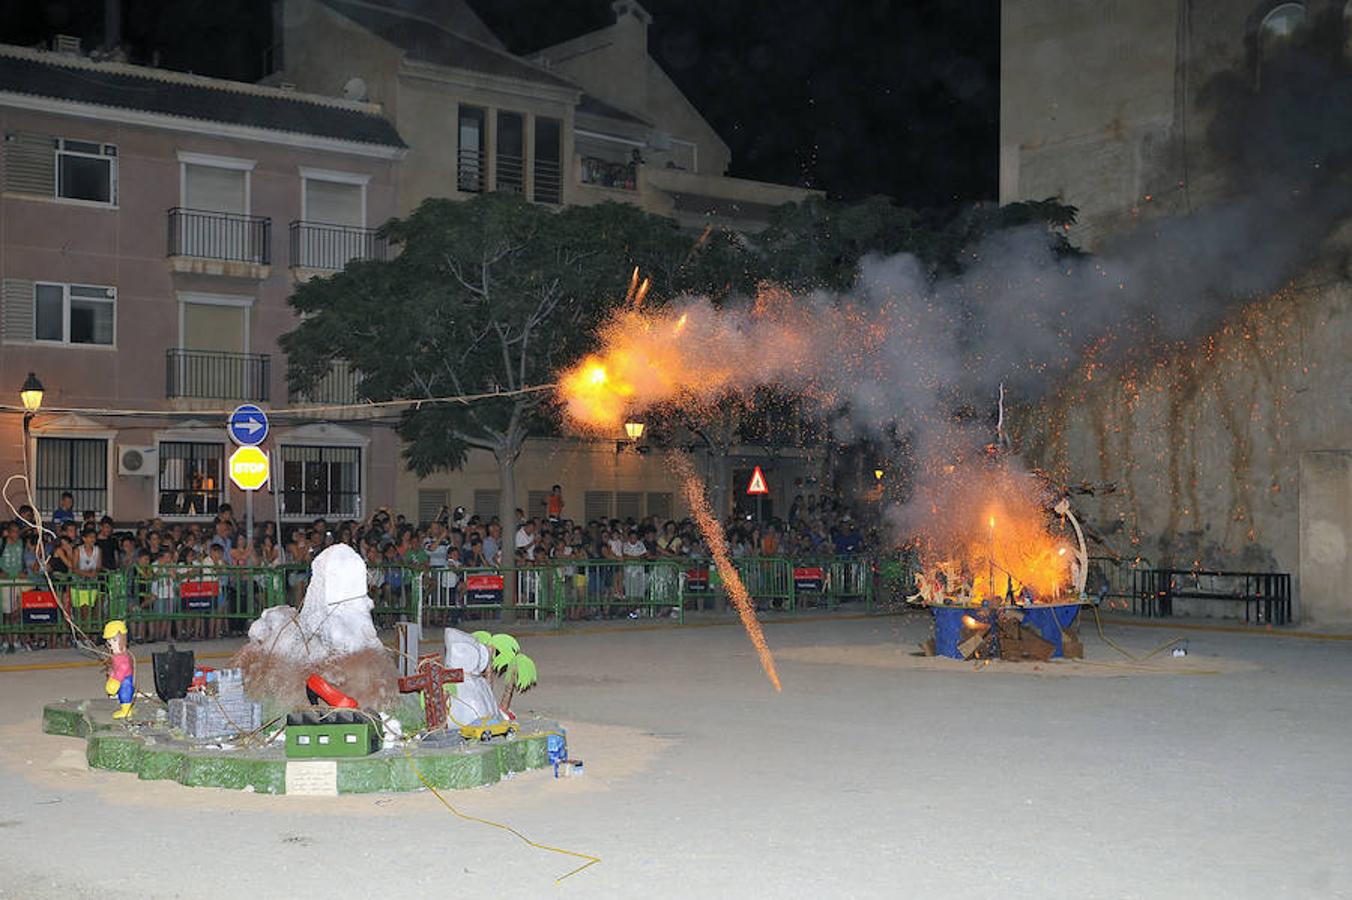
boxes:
[0,43,405,524]
[274,0,818,230]
[272,0,825,522]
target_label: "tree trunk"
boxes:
[496,448,518,620]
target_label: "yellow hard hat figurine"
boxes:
[102,620,134,720]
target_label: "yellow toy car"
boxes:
[459,718,519,742]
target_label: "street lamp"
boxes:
[19,372,43,501]
[624,421,646,441]
[873,468,884,482]
[20,372,44,415]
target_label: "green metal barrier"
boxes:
[0,572,125,645]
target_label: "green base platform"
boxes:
[42,698,559,794]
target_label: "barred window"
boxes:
[281,445,361,518]
[646,492,673,520]
[584,491,613,524]
[158,442,224,517]
[36,437,107,515]
[472,489,500,520]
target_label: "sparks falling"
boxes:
[674,454,782,692]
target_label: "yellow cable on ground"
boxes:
[1090,604,1186,662]
[399,745,600,884]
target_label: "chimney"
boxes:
[104,0,122,50]
[610,1,652,49]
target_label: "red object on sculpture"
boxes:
[306,673,359,708]
[397,654,464,730]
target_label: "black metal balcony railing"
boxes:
[458,147,485,193]
[496,152,524,194]
[291,359,360,406]
[167,208,271,265]
[579,156,637,191]
[166,349,271,402]
[289,221,388,270]
[533,158,562,204]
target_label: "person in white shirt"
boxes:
[622,529,648,614]
[514,520,537,562]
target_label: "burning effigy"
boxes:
[901,456,1090,660]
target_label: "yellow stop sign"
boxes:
[228,445,270,491]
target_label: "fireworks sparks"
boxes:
[674,454,782,692]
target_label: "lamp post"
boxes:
[19,371,44,500]
[624,421,645,442]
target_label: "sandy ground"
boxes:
[1,610,1350,899]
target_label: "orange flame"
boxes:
[910,459,1075,605]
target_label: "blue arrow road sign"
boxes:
[228,404,269,446]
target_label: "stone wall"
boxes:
[1018,274,1352,622]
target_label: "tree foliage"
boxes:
[284,193,722,477]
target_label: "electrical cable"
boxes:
[399,743,601,884]
[0,382,558,421]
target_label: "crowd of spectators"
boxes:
[1,485,870,650]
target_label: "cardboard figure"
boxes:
[103,620,134,719]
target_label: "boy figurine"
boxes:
[102,620,134,719]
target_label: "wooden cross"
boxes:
[397,654,464,731]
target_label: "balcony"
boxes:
[167,208,271,278]
[166,349,270,402]
[289,221,388,273]
[579,156,637,191]
[533,157,562,205]
[457,147,485,193]
[290,359,361,408]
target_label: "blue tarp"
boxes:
[932,604,1080,659]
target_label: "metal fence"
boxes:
[0,557,882,643]
[289,221,388,270]
[166,348,271,401]
[167,207,271,264]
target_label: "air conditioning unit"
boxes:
[118,445,158,476]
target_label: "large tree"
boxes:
[283,193,728,600]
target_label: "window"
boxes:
[473,489,500,520]
[35,437,108,515]
[616,491,642,521]
[417,489,448,525]
[496,111,524,194]
[55,138,117,204]
[527,490,550,518]
[647,492,673,520]
[158,442,225,517]
[458,106,485,193]
[281,445,361,518]
[584,491,613,523]
[34,283,115,346]
[1258,2,1307,81]
[533,117,562,204]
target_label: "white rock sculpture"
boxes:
[246,543,383,665]
[444,627,498,724]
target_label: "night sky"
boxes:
[1,0,998,207]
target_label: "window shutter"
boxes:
[417,489,448,524]
[2,132,55,195]
[584,491,612,523]
[1,278,35,342]
[526,490,550,517]
[616,491,642,521]
[646,492,673,520]
[472,488,500,520]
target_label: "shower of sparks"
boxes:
[674,454,782,692]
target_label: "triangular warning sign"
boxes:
[746,466,769,495]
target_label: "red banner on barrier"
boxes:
[179,580,219,611]
[465,573,505,604]
[793,566,824,592]
[21,590,59,625]
[686,569,709,592]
